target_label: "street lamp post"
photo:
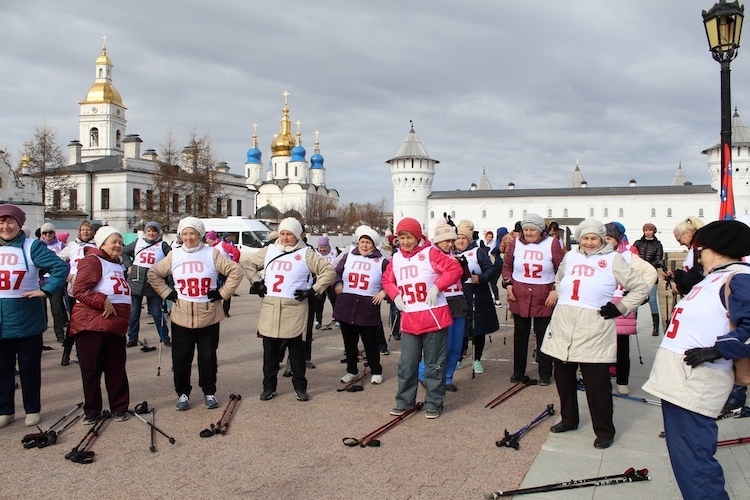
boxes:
[703,0,745,220]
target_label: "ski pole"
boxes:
[612,392,661,406]
[343,402,424,447]
[486,467,649,498]
[128,409,176,444]
[217,394,242,435]
[487,378,538,409]
[496,404,555,450]
[718,435,750,447]
[337,368,370,392]
[149,409,156,453]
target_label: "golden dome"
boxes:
[95,49,113,66]
[79,82,123,106]
[270,101,294,157]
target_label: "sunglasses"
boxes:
[42,231,55,235]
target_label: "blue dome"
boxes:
[291,145,306,162]
[246,147,262,164]
[310,152,324,169]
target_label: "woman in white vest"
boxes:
[70,226,133,424]
[147,217,243,412]
[643,220,750,500]
[39,222,68,342]
[542,219,648,450]
[243,217,335,402]
[664,215,705,296]
[334,225,388,385]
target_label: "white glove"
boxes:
[425,285,440,307]
[393,295,405,311]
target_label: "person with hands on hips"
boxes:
[643,220,750,500]
[147,217,243,412]
[382,217,463,419]
[242,217,334,402]
[542,219,648,450]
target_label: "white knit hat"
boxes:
[575,218,606,242]
[93,226,122,249]
[433,223,458,243]
[354,225,380,246]
[40,222,56,234]
[278,217,303,240]
[522,213,546,233]
[177,217,205,237]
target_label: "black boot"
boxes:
[60,336,73,366]
[651,313,660,336]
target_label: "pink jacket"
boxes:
[382,239,463,335]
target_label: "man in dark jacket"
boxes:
[633,223,664,336]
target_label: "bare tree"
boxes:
[184,129,225,218]
[333,198,391,233]
[22,122,76,209]
[301,192,337,230]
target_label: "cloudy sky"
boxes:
[1,0,748,205]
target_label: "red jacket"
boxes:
[70,249,131,336]
[210,240,241,262]
[382,239,463,335]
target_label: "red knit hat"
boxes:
[396,217,423,241]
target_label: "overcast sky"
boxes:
[2,0,748,205]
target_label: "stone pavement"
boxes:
[3,290,749,499]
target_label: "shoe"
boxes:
[425,408,441,419]
[260,390,276,401]
[446,383,458,392]
[494,300,502,306]
[175,394,189,411]
[61,352,70,366]
[205,395,219,409]
[341,373,357,384]
[550,422,578,433]
[617,384,630,395]
[455,361,463,370]
[0,414,14,429]
[305,360,316,369]
[594,437,614,449]
[473,360,484,374]
[380,348,390,355]
[371,374,383,385]
[163,340,172,347]
[295,390,309,402]
[539,378,552,386]
[82,414,98,426]
[113,411,129,422]
[25,413,41,427]
[334,321,341,329]
[510,374,526,383]
[224,313,231,318]
[390,407,407,416]
[392,334,401,341]
[126,341,137,348]
[313,320,321,329]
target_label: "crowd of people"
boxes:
[2,202,750,498]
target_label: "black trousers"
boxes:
[171,322,220,397]
[341,322,382,375]
[263,335,306,393]
[305,297,315,361]
[47,288,68,341]
[512,314,553,380]
[553,360,614,439]
[616,335,631,385]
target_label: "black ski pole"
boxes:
[128,409,176,444]
[149,409,156,453]
[36,411,84,449]
[496,404,555,450]
[486,467,650,498]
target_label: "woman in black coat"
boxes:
[455,223,499,374]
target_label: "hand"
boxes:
[393,295,405,311]
[470,273,480,284]
[102,298,116,319]
[544,290,558,308]
[684,347,722,367]
[334,283,343,295]
[372,290,387,306]
[599,301,622,319]
[249,281,267,298]
[207,289,222,302]
[22,290,47,299]
[294,288,316,301]
[166,290,178,301]
[506,284,516,302]
[425,284,440,307]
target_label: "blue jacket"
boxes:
[0,233,69,339]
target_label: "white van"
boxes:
[200,217,272,257]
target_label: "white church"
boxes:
[389,116,750,253]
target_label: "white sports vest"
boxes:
[319,248,338,264]
[171,246,218,303]
[0,239,40,298]
[390,246,447,312]
[558,251,617,310]
[457,248,482,284]
[264,246,310,299]
[511,238,556,285]
[92,257,131,304]
[134,239,166,269]
[661,271,736,370]
[68,241,96,275]
[612,251,633,299]
[682,248,694,272]
[342,251,383,297]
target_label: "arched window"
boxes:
[667,208,673,217]
[509,209,514,219]
[547,209,552,217]
[98,68,103,78]
[451,211,456,218]
[430,211,435,219]
[603,208,609,217]
[116,130,122,148]
[563,208,569,217]
[482,210,487,219]
[522,209,527,217]
[90,128,99,147]
[618,208,624,217]
[589,208,594,217]
[699,208,704,217]
[650,208,656,217]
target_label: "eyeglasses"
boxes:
[42,231,54,235]
[695,246,704,260]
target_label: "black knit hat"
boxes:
[694,220,750,259]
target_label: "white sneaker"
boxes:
[617,384,630,395]
[371,374,383,385]
[313,320,321,329]
[341,373,357,383]
[25,413,41,427]
[334,321,341,329]
[456,361,463,370]
[0,414,14,428]
[473,360,484,374]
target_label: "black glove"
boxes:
[294,288,316,301]
[684,347,722,367]
[599,301,622,319]
[207,289,222,302]
[249,281,267,298]
[166,290,178,301]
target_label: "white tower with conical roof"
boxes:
[78,37,127,160]
[387,122,439,227]
[702,109,750,215]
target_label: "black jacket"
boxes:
[633,236,664,270]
